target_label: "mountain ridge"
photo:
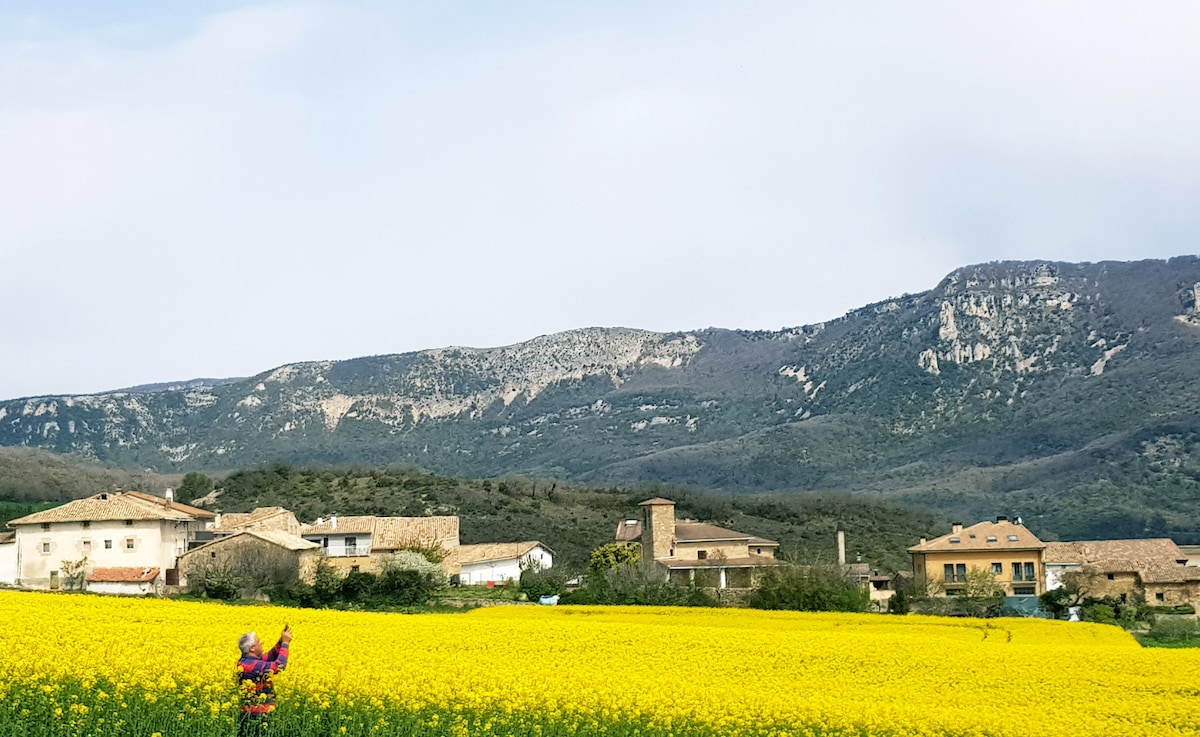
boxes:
[4,256,1200,541]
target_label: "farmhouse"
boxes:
[300,514,461,577]
[1044,538,1200,607]
[6,490,214,591]
[457,541,553,585]
[908,517,1046,597]
[617,498,783,589]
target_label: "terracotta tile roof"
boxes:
[908,520,1046,553]
[215,507,300,533]
[124,490,216,519]
[457,541,551,565]
[661,554,785,570]
[372,516,458,550]
[300,515,377,535]
[234,529,321,551]
[676,522,777,546]
[638,497,676,506]
[8,492,210,526]
[1044,539,1197,583]
[615,519,642,542]
[612,518,777,546]
[88,567,160,583]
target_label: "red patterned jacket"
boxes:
[237,639,289,714]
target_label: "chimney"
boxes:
[331,514,338,531]
[951,522,963,534]
[164,488,174,505]
[837,529,846,566]
[996,515,1008,523]
[919,537,927,546]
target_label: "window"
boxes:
[1013,586,1036,596]
[351,565,361,573]
[754,547,762,555]
[949,537,960,544]
[41,523,50,531]
[125,520,134,526]
[41,542,50,554]
[1024,562,1035,581]
[986,536,997,543]
[991,562,1002,575]
[344,536,358,554]
[1107,573,1115,581]
[1011,562,1036,581]
[82,540,92,552]
[697,550,708,560]
[1156,592,1165,602]
[82,521,91,529]
[1008,535,1019,542]
[210,552,217,558]
[944,563,966,583]
[125,538,135,550]
[104,540,113,550]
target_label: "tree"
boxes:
[61,557,88,592]
[176,472,213,505]
[588,542,640,573]
[748,565,870,613]
[1039,565,1100,619]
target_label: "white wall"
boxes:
[1045,562,1080,591]
[302,533,373,557]
[0,542,16,585]
[14,519,191,589]
[89,579,159,596]
[460,547,553,585]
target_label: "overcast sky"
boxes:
[2,2,1198,399]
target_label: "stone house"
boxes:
[908,517,1046,598]
[1044,538,1200,607]
[616,498,782,589]
[300,514,461,577]
[177,529,322,589]
[5,490,215,591]
[458,541,553,585]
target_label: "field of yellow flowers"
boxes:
[0,590,1197,737]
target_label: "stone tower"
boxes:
[639,498,676,561]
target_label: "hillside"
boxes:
[2,257,1200,542]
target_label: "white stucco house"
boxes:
[457,541,554,585]
[5,490,215,591]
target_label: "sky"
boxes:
[2,1,1198,400]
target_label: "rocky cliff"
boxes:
[5,257,1200,540]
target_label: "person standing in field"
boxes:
[236,625,292,736]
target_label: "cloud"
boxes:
[1,1,1198,398]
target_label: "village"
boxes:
[2,488,1198,618]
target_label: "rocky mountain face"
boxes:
[5,257,1200,541]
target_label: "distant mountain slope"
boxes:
[3,257,1200,541]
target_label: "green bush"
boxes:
[749,565,870,613]
[1145,617,1200,643]
[519,566,566,600]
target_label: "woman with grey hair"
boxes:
[236,625,292,736]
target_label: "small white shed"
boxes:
[87,566,161,595]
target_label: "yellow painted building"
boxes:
[908,517,1046,597]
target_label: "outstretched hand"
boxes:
[281,625,293,645]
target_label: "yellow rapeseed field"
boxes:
[0,590,1196,736]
